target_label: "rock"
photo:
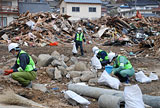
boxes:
[58,66,67,76]
[61,54,69,62]
[88,78,98,85]
[54,67,62,81]
[86,62,91,69]
[51,60,62,67]
[0,90,48,108]
[0,69,4,75]
[0,63,3,66]
[51,51,61,60]
[80,71,96,82]
[98,72,102,77]
[46,67,55,79]
[66,65,75,71]
[31,54,39,63]
[61,61,68,68]
[70,57,78,64]
[69,71,82,78]
[32,83,47,93]
[37,54,53,67]
[72,77,81,83]
[51,60,68,68]
[74,62,87,71]
[90,67,97,73]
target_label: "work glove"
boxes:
[4,69,13,75]
[110,71,115,76]
[84,42,86,45]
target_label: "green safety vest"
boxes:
[116,55,132,69]
[17,50,35,72]
[98,49,109,62]
[76,33,84,41]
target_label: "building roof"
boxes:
[63,0,102,4]
[19,2,51,14]
[128,0,159,6]
[120,5,130,8]
[142,13,160,17]
[47,1,59,7]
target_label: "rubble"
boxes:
[61,54,69,62]
[80,71,97,82]
[68,71,82,79]
[66,65,75,71]
[46,67,55,79]
[37,54,53,67]
[58,66,67,76]
[0,11,159,48]
[88,78,98,85]
[32,83,47,93]
[51,60,62,67]
[51,51,61,60]
[54,67,62,81]
[0,69,4,75]
[74,62,87,71]
[72,77,81,83]
[70,57,78,64]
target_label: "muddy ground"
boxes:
[0,43,160,108]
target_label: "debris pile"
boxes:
[0,12,77,46]
[0,11,160,49]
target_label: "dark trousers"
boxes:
[101,60,110,66]
[75,41,84,56]
[115,73,128,82]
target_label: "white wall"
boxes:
[60,1,101,19]
[67,3,101,19]
[0,0,18,27]
[0,14,17,26]
[12,0,18,7]
[60,1,67,14]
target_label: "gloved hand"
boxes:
[110,71,114,76]
[4,69,13,75]
[84,42,86,45]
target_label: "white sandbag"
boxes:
[64,90,90,105]
[149,72,159,81]
[124,84,145,108]
[72,42,77,54]
[135,71,151,83]
[98,70,120,89]
[91,55,102,69]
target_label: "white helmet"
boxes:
[77,27,82,31]
[108,52,116,62]
[92,46,99,54]
[8,43,19,52]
